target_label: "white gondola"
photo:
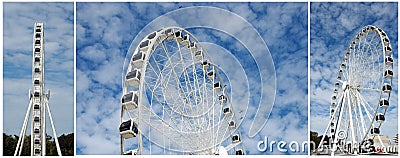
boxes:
[380,98,389,109]
[385,56,393,65]
[131,52,146,68]
[35,47,41,53]
[174,31,183,42]
[125,69,141,86]
[165,28,174,40]
[34,149,41,154]
[214,82,222,91]
[195,50,203,60]
[123,149,138,155]
[330,122,335,127]
[189,42,197,53]
[382,83,392,93]
[385,45,392,54]
[334,82,340,87]
[370,127,380,135]
[35,57,40,63]
[207,70,215,80]
[333,88,338,93]
[34,116,40,122]
[34,90,40,97]
[331,102,336,106]
[35,27,41,32]
[121,91,139,110]
[34,67,40,73]
[332,95,336,100]
[156,29,167,42]
[219,94,227,104]
[235,149,244,155]
[346,51,350,57]
[182,34,190,46]
[232,134,240,143]
[228,120,236,129]
[119,119,139,139]
[383,37,390,46]
[34,78,40,85]
[337,76,341,80]
[361,28,367,34]
[147,31,157,40]
[202,60,210,70]
[34,128,40,134]
[148,31,162,46]
[222,106,231,116]
[34,104,40,109]
[34,138,40,144]
[330,109,335,114]
[381,32,387,37]
[35,39,40,46]
[384,69,393,78]
[375,113,385,123]
[331,128,334,133]
[139,39,151,52]
[340,63,346,68]
[339,68,343,73]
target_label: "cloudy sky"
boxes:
[3,2,74,136]
[310,2,398,142]
[76,2,307,155]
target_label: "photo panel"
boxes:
[76,2,308,155]
[310,2,398,155]
[2,2,74,156]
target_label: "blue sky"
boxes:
[310,2,398,142]
[76,2,307,155]
[3,2,74,136]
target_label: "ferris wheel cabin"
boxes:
[119,119,139,139]
[223,106,231,116]
[379,98,389,109]
[375,113,385,123]
[232,134,241,143]
[131,52,146,68]
[370,127,380,135]
[202,60,210,70]
[174,31,183,42]
[125,69,141,86]
[123,149,138,155]
[385,56,393,65]
[189,42,197,53]
[182,34,190,46]
[382,83,392,93]
[195,50,203,60]
[384,69,393,78]
[235,149,244,155]
[207,70,215,80]
[121,91,139,110]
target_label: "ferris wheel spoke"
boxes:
[143,81,195,132]
[352,89,368,138]
[160,40,198,117]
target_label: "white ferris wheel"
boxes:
[119,27,246,155]
[318,25,394,155]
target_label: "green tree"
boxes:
[3,133,74,156]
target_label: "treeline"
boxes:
[3,133,74,156]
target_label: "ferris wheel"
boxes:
[119,27,246,155]
[318,25,394,155]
